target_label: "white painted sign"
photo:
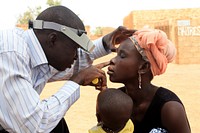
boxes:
[177,20,190,26]
[178,26,200,36]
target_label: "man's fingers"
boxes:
[122,29,137,35]
[94,73,107,91]
[95,61,110,69]
[100,73,107,87]
[111,28,137,45]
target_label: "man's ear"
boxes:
[47,32,57,48]
[138,61,151,74]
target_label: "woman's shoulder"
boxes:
[160,93,191,132]
[155,87,182,104]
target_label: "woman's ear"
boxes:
[138,61,151,74]
[47,32,57,48]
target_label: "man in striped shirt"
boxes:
[0,5,135,133]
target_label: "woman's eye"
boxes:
[119,52,126,58]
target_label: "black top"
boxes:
[120,87,183,133]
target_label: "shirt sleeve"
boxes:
[0,52,80,133]
[90,37,111,59]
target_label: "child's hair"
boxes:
[96,88,133,131]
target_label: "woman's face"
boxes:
[107,38,142,84]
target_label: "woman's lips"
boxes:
[107,66,114,75]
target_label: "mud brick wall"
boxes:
[123,8,200,64]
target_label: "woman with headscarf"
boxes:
[107,28,191,133]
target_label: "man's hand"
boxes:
[102,26,137,52]
[70,61,110,91]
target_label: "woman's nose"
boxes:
[110,58,115,65]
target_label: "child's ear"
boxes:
[138,61,151,74]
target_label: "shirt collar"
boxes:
[23,29,48,68]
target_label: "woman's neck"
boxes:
[124,82,157,105]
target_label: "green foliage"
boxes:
[93,27,103,36]
[17,6,41,24]
[16,0,62,25]
[46,0,62,6]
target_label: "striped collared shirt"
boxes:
[0,28,109,133]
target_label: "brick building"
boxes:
[123,8,200,64]
[85,26,115,40]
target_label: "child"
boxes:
[88,88,134,133]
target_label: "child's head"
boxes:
[96,88,133,132]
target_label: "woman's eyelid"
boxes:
[119,50,126,58]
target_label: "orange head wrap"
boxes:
[130,28,176,76]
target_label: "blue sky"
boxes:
[0,0,200,29]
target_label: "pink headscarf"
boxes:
[131,28,176,76]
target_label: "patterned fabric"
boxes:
[130,36,149,62]
[0,28,109,133]
[149,128,167,133]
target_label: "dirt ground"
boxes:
[41,53,200,133]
